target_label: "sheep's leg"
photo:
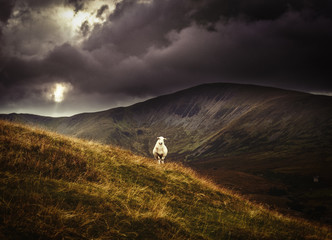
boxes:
[157,154,163,164]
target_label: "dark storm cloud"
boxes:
[96,4,109,19]
[0,0,15,42]
[80,20,90,37]
[0,0,15,23]
[13,0,63,10]
[191,0,332,24]
[108,0,138,21]
[1,44,80,89]
[145,13,332,91]
[85,0,193,55]
[1,0,332,116]
[80,0,332,95]
[66,0,84,13]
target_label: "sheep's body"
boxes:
[153,136,168,164]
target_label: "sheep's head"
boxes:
[157,136,167,145]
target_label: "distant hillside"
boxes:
[0,120,330,239]
[1,83,331,162]
[1,83,332,223]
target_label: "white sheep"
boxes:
[153,136,168,164]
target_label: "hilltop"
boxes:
[0,120,331,239]
[1,83,332,223]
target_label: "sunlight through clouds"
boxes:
[57,3,112,42]
[46,82,73,103]
[2,1,115,59]
[56,0,118,42]
[53,83,66,103]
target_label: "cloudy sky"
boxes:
[1,0,331,116]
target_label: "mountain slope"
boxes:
[1,83,332,223]
[1,83,331,162]
[0,120,331,239]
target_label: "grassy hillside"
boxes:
[0,120,330,239]
[1,83,331,224]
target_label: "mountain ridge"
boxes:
[2,83,330,160]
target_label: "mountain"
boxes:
[1,83,332,223]
[0,120,330,239]
[3,83,332,160]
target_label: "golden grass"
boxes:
[0,120,331,239]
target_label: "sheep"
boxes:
[153,136,168,164]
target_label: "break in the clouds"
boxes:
[0,0,332,116]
